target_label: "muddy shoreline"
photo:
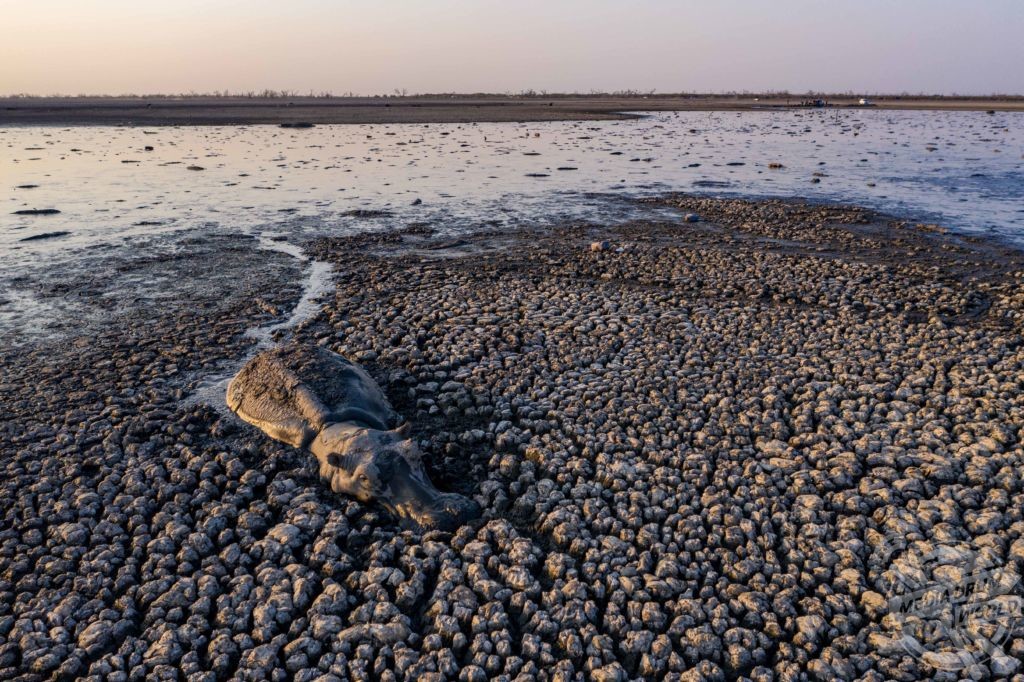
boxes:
[2,196,1024,679]
[4,95,1024,126]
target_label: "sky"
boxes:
[2,0,1023,96]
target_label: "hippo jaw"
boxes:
[376,456,482,531]
[311,424,480,531]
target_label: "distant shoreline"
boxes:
[2,95,1022,126]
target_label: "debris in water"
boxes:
[19,231,70,241]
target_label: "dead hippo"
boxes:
[226,344,480,531]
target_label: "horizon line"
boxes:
[5,90,1024,100]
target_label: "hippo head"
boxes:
[310,424,480,531]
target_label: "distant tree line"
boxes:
[3,90,1023,100]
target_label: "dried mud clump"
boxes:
[3,196,1024,680]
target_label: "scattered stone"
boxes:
[860,590,888,619]
[991,654,1020,676]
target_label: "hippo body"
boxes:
[227,344,479,531]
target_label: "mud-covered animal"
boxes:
[227,344,480,531]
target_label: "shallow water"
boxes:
[3,109,1023,340]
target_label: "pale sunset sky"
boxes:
[2,0,1022,95]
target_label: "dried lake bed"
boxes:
[2,111,1024,680]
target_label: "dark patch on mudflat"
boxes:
[13,208,60,215]
[19,231,71,242]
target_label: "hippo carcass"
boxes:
[226,344,479,531]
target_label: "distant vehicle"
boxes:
[859,98,873,106]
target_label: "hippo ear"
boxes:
[396,437,423,466]
[395,422,412,438]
